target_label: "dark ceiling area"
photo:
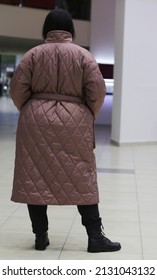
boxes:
[0,36,43,54]
[0,0,91,20]
[0,0,55,10]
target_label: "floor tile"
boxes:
[62,234,142,259]
[140,222,157,238]
[1,96,157,260]
[142,237,157,256]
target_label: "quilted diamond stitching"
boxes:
[16,100,95,204]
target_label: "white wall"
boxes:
[112,0,157,144]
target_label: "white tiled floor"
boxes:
[0,96,157,260]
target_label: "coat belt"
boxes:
[31,93,84,104]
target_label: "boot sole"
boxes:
[88,245,121,253]
[35,239,50,251]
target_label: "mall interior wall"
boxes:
[0,2,110,126]
[90,0,115,65]
[2,1,157,141]
[90,0,115,125]
[0,4,90,47]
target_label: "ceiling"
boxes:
[0,0,55,10]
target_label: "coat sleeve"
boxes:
[9,51,33,110]
[83,52,106,119]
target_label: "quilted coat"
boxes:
[10,30,106,205]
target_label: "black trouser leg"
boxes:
[77,204,102,228]
[27,204,48,234]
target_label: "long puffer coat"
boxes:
[10,30,105,205]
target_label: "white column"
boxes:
[112,0,157,144]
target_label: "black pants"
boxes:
[27,204,102,234]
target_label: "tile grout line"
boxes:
[97,167,135,175]
[58,209,79,259]
[132,147,144,260]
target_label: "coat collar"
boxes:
[45,30,72,43]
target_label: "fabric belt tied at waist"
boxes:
[31,93,84,104]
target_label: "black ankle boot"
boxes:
[35,232,50,251]
[86,226,121,253]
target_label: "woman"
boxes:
[10,9,121,253]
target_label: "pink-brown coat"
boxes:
[10,31,106,205]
